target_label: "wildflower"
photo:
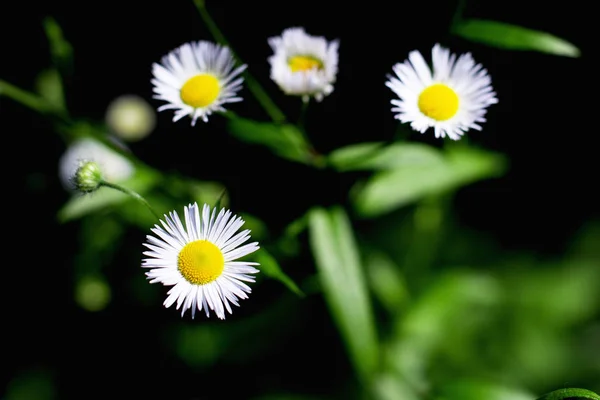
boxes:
[385,43,498,140]
[142,203,260,319]
[268,27,339,102]
[151,41,246,125]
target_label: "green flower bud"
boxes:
[72,160,103,194]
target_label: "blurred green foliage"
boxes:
[2,1,593,399]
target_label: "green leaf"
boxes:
[254,248,304,297]
[35,69,65,111]
[226,117,317,165]
[43,16,74,69]
[536,388,600,400]
[328,142,444,172]
[308,206,379,385]
[5,368,55,400]
[452,19,580,57]
[57,167,159,222]
[351,145,507,218]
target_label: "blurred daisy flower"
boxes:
[385,43,498,140]
[268,27,339,102]
[142,202,260,319]
[151,41,247,126]
[58,137,134,193]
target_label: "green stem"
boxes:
[193,0,286,123]
[0,79,60,116]
[99,180,161,220]
[296,99,326,168]
[536,388,600,400]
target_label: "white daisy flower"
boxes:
[58,137,134,192]
[151,41,247,126]
[268,27,339,102]
[142,202,260,320]
[385,43,498,140]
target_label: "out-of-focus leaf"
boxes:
[504,260,600,327]
[536,388,600,400]
[397,269,501,354]
[327,142,385,170]
[5,368,55,400]
[43,16,74,70]
[352,145,506,217]
[372,373,420,400]
[435,380,534,400]
[226,116,318,165]
[57,166,159,222]
[387,269,502,392]
[364,249,410,314]
[452,19,580,57]
[308,206,379,386]
[255,248,304,297]
[328,142,444,172]
[35,69,65,111]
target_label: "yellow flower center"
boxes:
[180,74,220,108]
[288,55,323,72]
[178,240,224,285]
[418,83,459,121]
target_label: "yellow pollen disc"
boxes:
[288,55,323,72]
[418,83,459,121]
[178,240,225,285]
[180,74,220,108]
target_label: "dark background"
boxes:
[2,0,590,398]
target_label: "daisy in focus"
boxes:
[151,41,247,126]
[268,27,339,102]
[385,43,498,140]
[142,202,260,319]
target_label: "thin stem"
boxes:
[0,79,58,115]
[295,98,326,168]
[99,180,161,221]
[193,0,286,123]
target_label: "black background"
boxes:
[2,0,590,398]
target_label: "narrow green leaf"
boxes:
[536,388,600,400]
[308,206,379,385]
[226,117,314,165]
[35,69,65,111]
[328,142,444,172]
[352,146,506,217]
[452,19,580,57]
[255,248,304,297]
